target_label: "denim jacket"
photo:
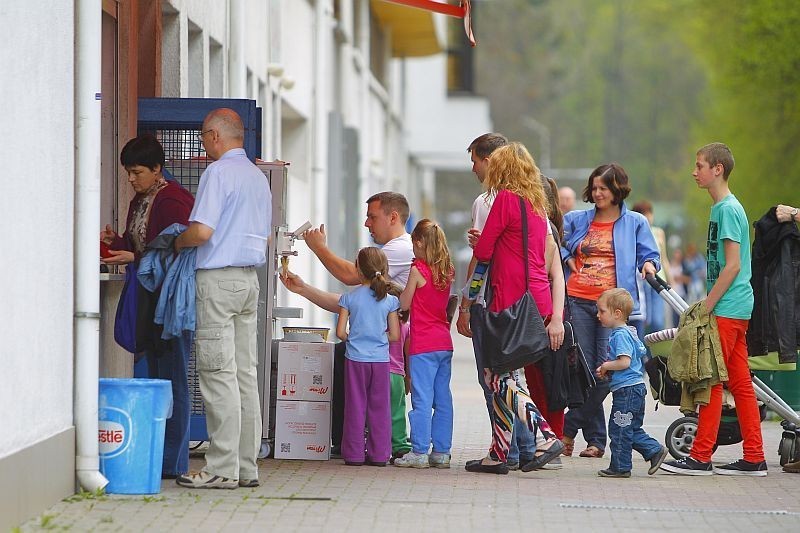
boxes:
[138,223,197,340]
[560,202,660,319]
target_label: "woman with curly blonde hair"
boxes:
[465,142,566,474]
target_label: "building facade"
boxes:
[0,1,491,527]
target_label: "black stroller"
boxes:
[642,274,800,464]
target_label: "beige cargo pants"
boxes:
[195,266,261,481]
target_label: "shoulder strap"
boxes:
[519,195,529,286]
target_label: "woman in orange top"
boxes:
[559,164,659,459]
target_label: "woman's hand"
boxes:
[100,224,117,245]
[546,315,565,350]
[641,260,657,279]
[566,258,578,274]
[101,249,134,265]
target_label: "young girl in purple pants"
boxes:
[336,247,401,466]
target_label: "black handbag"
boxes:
[482,196,551,374]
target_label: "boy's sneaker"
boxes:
[648,446,669,475]
[598,468,630,478]
[393,451,430,468]
[429,452,451,469]
[659,456,713,476]
[713,459,768,477]
[176,471,238,489]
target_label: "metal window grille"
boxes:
[138,126,210,195]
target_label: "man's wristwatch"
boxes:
[459,304,471,313]
[791,207,798,221]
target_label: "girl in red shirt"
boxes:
[394,219,456,469]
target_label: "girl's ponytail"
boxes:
[370,271,391,300]
[356,247,390,300]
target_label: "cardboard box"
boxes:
[276,341,334,401]
[274,400,331,460]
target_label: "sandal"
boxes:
[521,440,565,472]
[561,436,574,457]
[579,445,605,458]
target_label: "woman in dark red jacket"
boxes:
[101,134,195,478]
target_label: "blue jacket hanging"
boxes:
[138,223,196,340]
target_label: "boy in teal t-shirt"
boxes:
[706,195,754,319]
[661,143,766,477]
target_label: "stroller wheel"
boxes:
[779,434,796,466]
[666,416,698,460]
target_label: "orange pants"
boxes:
[690,317,765,463]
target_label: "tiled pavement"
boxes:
[18,330,800,532]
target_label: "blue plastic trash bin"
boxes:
[99,378,173,494]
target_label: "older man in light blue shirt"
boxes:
[175,108,271,490]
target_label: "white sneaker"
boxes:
[394,451,430,468]
[429,452,451,469]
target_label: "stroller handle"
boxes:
[644,273,672,293]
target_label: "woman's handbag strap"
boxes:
[518,195,529,286]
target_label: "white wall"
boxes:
[404,55,492,171]
[0,1,76,459]
[144,1,436,332]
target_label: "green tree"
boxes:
[473,0,800,246]
[682,0,800,238]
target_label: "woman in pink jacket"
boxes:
[465,142,566,474]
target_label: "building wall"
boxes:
[0,1,78,528]
[0,0,76,461]
[405,55,492,168]
[151,1,479,331]
[0,3,475,526]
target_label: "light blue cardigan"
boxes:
[560,202,660,319]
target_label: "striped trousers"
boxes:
[485,369,556,462]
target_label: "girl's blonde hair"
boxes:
[484,142,547,216]
[411,219,454,291]
[356,247,391,300]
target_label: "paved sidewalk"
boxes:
[19,330,800,532]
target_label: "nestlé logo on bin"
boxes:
[98,406,132,458]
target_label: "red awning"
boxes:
[380,0,475,46]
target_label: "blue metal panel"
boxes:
[138,97,260,161]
